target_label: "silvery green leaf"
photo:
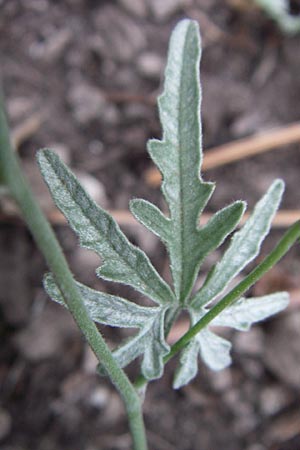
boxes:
[174,290,289,388]
[192,180,284,309]
[173,339,200,389]
[103,307,170,380]
[173,308,232,388]
[44,272,160,327]
[38,149,175,306]
[131,20,245,304]
[212,292,289,331]
[44,273,169,380]
[198,328,232,370]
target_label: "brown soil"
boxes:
[1,1,300,449]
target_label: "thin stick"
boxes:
[145,121,300,187]
[12,111,45,149]
[44,208,300,229]
[1,208,299,229]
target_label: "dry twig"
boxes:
[145,122,300,187]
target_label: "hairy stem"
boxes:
[0,96,148,450]
[135,220,300,389]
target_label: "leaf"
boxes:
[191,180,284,309]
[38,149,175,306]
[173,340,200,390]
[38,19,291,389]
[212,292,289,331]
[130,20,245,304]
[174,291,289,388]
[44,273,170,379]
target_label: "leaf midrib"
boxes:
[47,153,172,304]
[176,25,198,304]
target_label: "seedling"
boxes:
[1,19,299,450]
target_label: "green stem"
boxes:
[135,221,300,389]
[0,96,148,450]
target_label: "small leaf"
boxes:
[44,273,160,327]
[174,290,289,388]
[173,340,200,389]
[198,328,232,371]
[212,292,289,331]
[44,273,170,380]
[192,180,284,309]
[38,149,175,306]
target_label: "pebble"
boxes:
[264,312,300,388]
[0,408,11,441]
[48,143,71,165]
[260,385,291,416]
[149,0,193,21]
[136,52,164,79]
[82,344,99,374]
[87,386,110,409]
[68,82,119,126]
[92,6,146,62]
[118,0,148,18]
[7,97,37,121]
[14,305,77,362]
[29,29,72,61]
[234,327,264,356]
[75,171,108,207]
[211,368,233,392]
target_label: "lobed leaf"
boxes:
[38,149,175,306]
[191,180,284,309]
[212,292,289,331]
[39,19,291,390]
[131,20,245,304]
[44,273,170,379]
[174,291,289,388]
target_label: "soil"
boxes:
[1,1,300,449]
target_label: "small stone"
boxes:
[75,171,108,207]
[234,327,264,356]
[260,385,291,416]
[7,97,36,121]
[29,29,72,61]
[48,143,71,165]
[14,305,77,362]
[82,344,98,374]
[264,312,300,388]
[137,52,164,79]
[148,0,193,21]
[123,103,150,121]
[246,445,266,450]
[0,408,11,441]
[87,386,110,409]
[118,0,148,18]
[92,6,146,62]
[211,368,233,392]
[68,82,119,125]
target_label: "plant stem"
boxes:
[0,96,148,450]
[135,220,300,389]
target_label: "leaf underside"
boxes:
[38,19,288,386]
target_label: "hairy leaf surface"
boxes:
[131,20,245,303]
[174,292,289,388]
[38,150,174,306]
[44,273,170,379]
[39,19,289,387]
[191,180,284,309]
